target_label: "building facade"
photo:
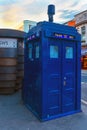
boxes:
[75,10,87,49]
[65,10,87,55]
[65,10,87,69]
[16,20,37,33]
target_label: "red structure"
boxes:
[81,55,87,69]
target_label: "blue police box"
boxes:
[23,5,81,121]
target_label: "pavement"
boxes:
[0,89,87,130]
[81,70,87,102]
[81,70,87,83]
[0,70,87,130]
[81,82,87,102]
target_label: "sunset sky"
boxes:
[0,0,87,29]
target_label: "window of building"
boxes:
[50,45,58,58]
[81,26,86,34]
[76,27,79,32]
[66,47,73,59]
[35,45,39,58]
[29,25,32,30]
[81,26,86,41]
[81,34,86,41]
[28,44,32,59]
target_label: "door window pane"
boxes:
[66,47,73,59]
[35,45,39,58]
[50,45,58,58]
[28,44,32,59]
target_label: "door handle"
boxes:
[64,77,66,80]
[63,81,66,86]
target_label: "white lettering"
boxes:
[0,38,17,48]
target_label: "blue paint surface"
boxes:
[23,21,81,121]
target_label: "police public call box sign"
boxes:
[0,38,17,48]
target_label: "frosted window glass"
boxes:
[28,44,32,59]
[66,47,73,59]
[50,45,58,58]
[35,46,39,58]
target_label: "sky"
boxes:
[0,0,87,29]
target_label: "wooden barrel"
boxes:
[16,40,24,90]
[0,38,17,94]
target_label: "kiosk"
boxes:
[23,5,81,121]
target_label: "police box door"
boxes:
[46,39,76,116]
[62,40,76,113]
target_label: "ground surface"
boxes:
[0,70,87,130]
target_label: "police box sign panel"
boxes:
[0,38,17,48]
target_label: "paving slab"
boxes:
[0,90,87,130]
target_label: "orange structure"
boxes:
[81,55,87,69]
[67,20,76,27]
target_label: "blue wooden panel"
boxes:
[62,41,76,113]
[23,21,81,121]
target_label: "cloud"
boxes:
[57,9,78,23]
[1,5,21,27]
[71,1,79,7]
[0,0,50,28]
[54,0,87,23]
[0,0,20,5]
[0,0,87,28]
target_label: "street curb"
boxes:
[81,99,87,105]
